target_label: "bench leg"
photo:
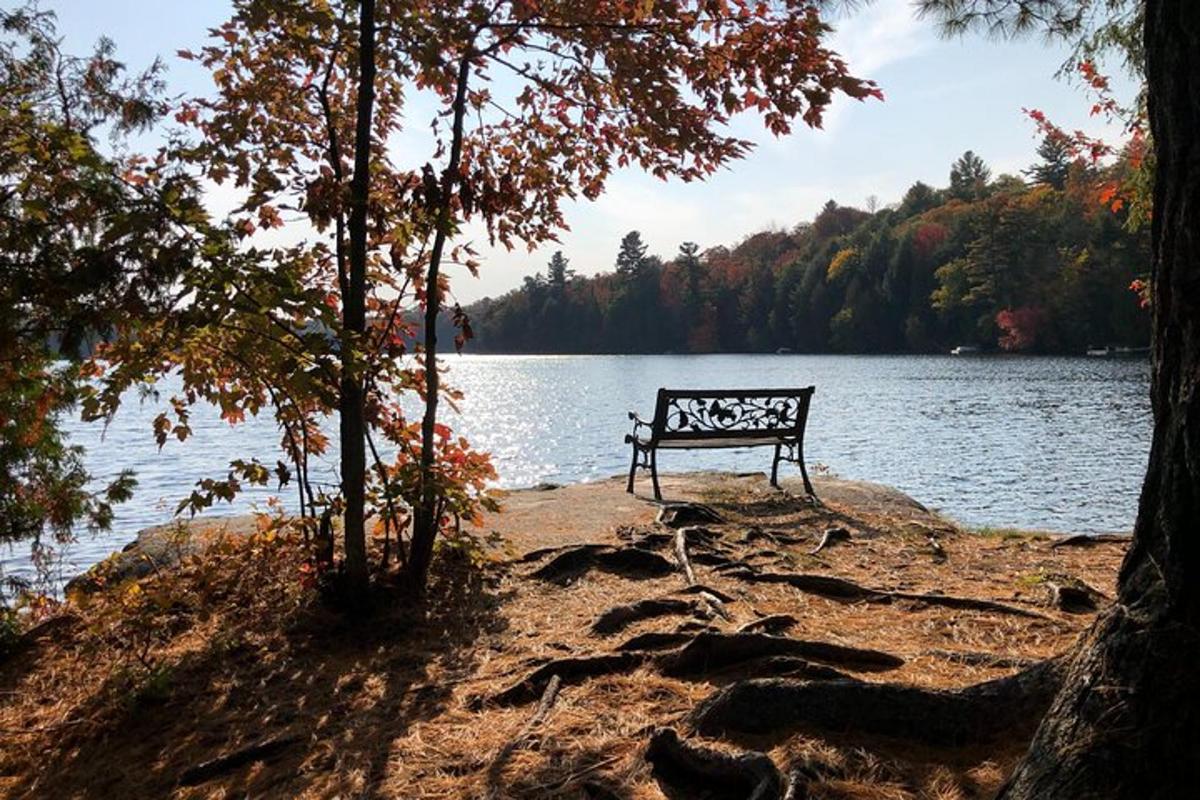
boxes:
[650,447,661,501]
[770,443,782,488]
[626,444,639,494]
[798,443,816,499]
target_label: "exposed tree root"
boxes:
[675,528,699,586]
[492,653,646,706]
[179,733,301,786]
[529,546,676,585]
[691,657,1066,746]
[705,656,853,682]
[591,598,696,635]
[810,526,851,554]
[744,527,808,546]
[886,591,1050,619]
[659,632,904,677]
[737,570,1048,618]
[515,543,608,564]
[645,727,783,800]
[485,675,562,797]
[1048,532,1132,548]
[674,583,737,603]
[617,631,696,652]
[1045,579,1107,613]
[738,614,798,635]
[925,649,1041,669]
[741,571,872,600]
[658,503,725,527]
[495,631,896,705]
[699,591,734,622]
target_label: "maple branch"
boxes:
[191,339,318,517]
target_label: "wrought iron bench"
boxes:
[625,387,816,501]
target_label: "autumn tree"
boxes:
[921,0,1200,795]
[92,0,883,600]
[0,4,205,578]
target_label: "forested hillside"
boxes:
[466,145,1150,354]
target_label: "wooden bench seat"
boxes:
[625,387,816,501]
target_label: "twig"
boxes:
[485,675,562,796]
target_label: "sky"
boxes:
[49,0,1138,303]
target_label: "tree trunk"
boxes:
[1000,2,1200,796]
[407,53,471,593]
[338,0,377,601]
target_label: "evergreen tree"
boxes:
[1024,134,1073,189]
[547,250,573,288]
[949,150,992,200]
[615,230,649,277]
[900,181,939,216]
[678,241,703,297]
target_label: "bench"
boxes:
[625,387,816,501]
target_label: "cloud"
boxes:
[829,0,931,77]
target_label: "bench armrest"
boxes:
[628,411,653,436]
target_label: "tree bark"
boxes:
[339,0,377,600]
[1000,2,1200,796]
[408,52,472,593]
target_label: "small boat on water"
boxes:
[950,345,980,355]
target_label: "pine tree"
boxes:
[949,150,992,200]
[615,231,649,278]
[1024,134,1072,189]
[547,251,573,288]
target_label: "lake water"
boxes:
[3,354,1151,587]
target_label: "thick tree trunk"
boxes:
[339,0,377,600]
[1000,2,1200,796]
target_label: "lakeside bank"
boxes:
[1,473,1128,798]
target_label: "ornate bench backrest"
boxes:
[651,387,815,442]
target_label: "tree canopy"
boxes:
[468,148,1148,355]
